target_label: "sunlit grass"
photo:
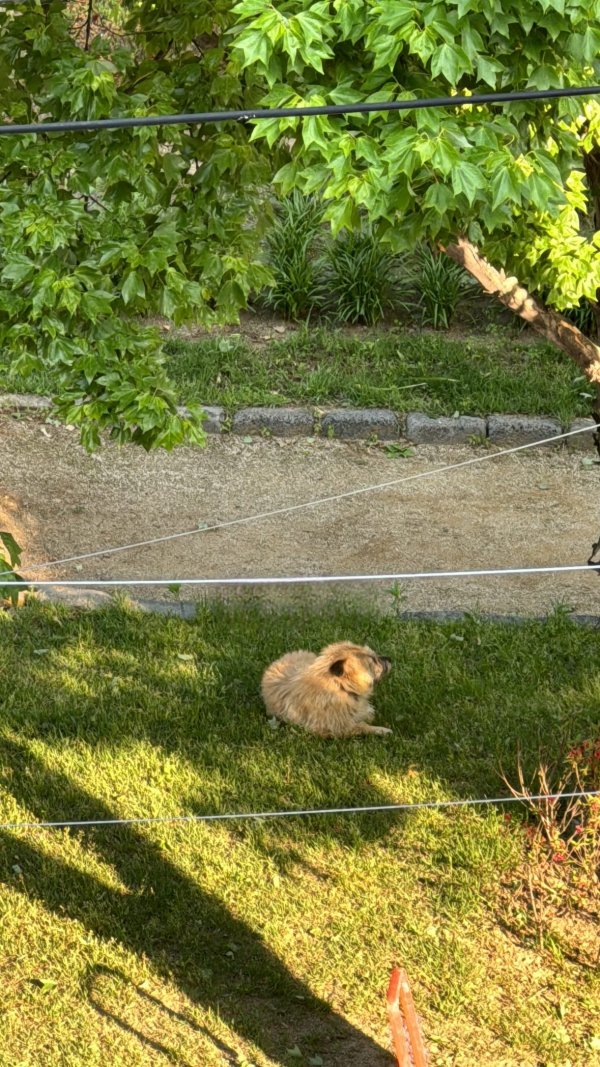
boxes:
[0,599,598,1066]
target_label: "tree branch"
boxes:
[444,236,600,384]
[84,0,94,52]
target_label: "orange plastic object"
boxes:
[386,966,428,1067]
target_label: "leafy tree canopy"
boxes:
[233,0,600,316]
[0,0,272,449]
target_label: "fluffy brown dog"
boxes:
[261,641,392,738]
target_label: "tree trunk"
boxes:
[444,236,600,384]
[583,147,600,338]
[444,236,600,478]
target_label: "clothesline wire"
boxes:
[3,561,600,589]
[2,790,598,833]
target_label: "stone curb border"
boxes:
[0,392,595,449]
[35,586,600,628]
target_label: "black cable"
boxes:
[0,85,599,137]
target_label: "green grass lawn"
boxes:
[0,599,598,1066]
[0,326,593,424]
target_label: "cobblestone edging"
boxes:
[0,392,595,450]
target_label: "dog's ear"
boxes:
[329,659,346,677]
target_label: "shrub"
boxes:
[261,192,324,320]
[504,741,600,890]
[405,244,478,329]
[318,227,403,325]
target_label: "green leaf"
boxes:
[537,155,563,186]
[0,574,27,606]
[452,161,486,205]
[476,56,503,88]
[490,168,522,210]
[461,23,485,60]
[423,183,454,214]
[567,27,600,63]
[524,171,559,210]
[0,531,22,569]
[374,0,416,33]
[325,196,359,235]
[59,287,81,315]
[159,286,178,318]
[121,271,146,305]
[80,290,116,320]
[430,43,471,84]
[235,27,273,70]
[1,255,36,285]
[383,126,419,175]
[302,115,329,150]
[431,137,461,174]
[526,65,560,90]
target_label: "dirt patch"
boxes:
[146,309,529,351]
[1,414,600,617]
[147,309,378,349]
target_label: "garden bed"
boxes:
[0,321,593,426]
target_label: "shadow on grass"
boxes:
[86,964,239,1065]
[0,738,394,1066]
[2,601,599,1062]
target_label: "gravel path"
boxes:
[2,415,600,617]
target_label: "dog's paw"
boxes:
[373,726,393,736]
[267,716,281,731]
